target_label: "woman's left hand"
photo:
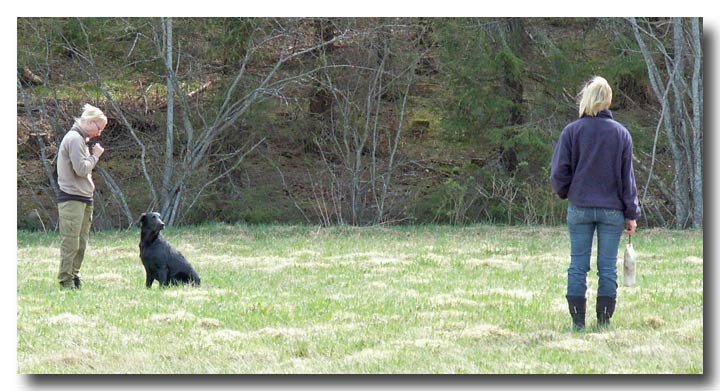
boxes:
[624,219,637,236]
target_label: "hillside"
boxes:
[17,17,680,230]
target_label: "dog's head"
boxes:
[138,212,165,233]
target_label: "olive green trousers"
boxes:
[57,201,93,288]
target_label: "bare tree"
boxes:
[161,17,175,221]
[309,19,424,225]
[151,18,346,225]
[629,17,703,228]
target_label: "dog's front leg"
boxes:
[145,272,155,288]
[158,268,170,287]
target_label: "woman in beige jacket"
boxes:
[56,104,106,289]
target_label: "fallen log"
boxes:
[20,66,44,85]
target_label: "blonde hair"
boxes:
[577,76,612,117]
[75,103,107,126]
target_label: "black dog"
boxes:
[138,212,201,288]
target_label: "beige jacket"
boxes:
[57,125,98,198]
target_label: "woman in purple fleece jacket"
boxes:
[550,76,640,331]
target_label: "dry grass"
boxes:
[16,225,703,374]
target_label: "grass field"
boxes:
[16,224,703,374]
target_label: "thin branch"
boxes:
[183,137,266,213]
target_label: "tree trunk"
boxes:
[670,18,693,228]
[690,18,703,227]
[162,17,175,223]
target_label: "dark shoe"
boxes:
[598,312,611,327]
[596,296,616,328]
[566,296,586,331]
[73,277,82,289]
[60,281,76,290]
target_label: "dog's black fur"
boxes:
[138,212,200,288]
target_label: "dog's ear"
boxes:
[137,213,147,227]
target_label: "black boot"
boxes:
[73,277,82,289]
[566,296,586,331]
[596,296,616,328]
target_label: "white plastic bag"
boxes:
[623,236,637,287]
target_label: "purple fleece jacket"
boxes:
[550,110,640,220]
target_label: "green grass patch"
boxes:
[17,225,703,374]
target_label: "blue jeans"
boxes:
[566,203,625,299]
